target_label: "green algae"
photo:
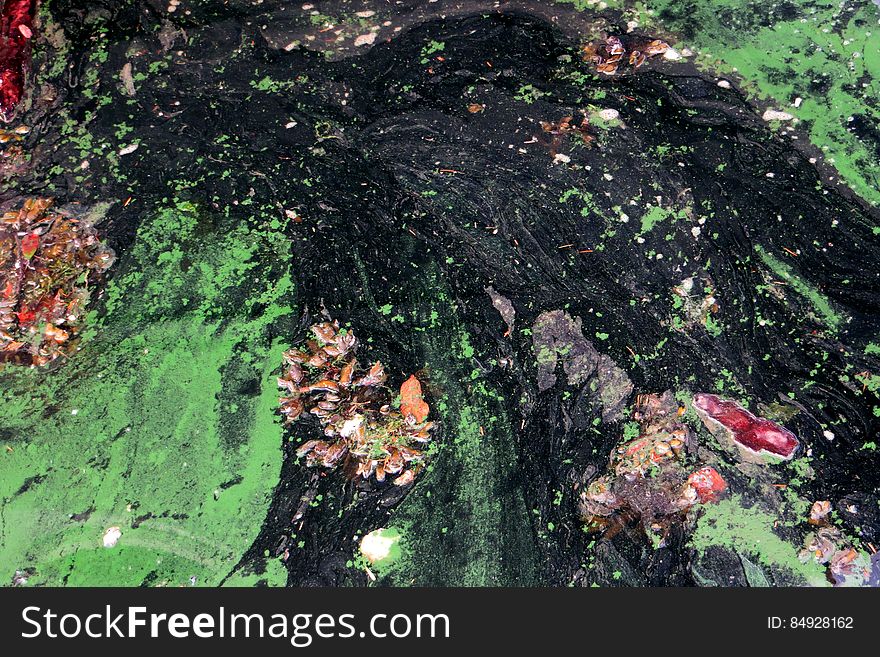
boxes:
[691,496,828,586]
[755,245,843,331]
[380,269,539,586]
[638,204,688,236]
[0,201,296,586]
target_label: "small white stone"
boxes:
[284,120,297,129]
[361,528,399,564]
[553,153,571,165]
[762,109,794,121]
[598,108,619,121]
[355,10,376,17]
[119,143,139,156]
[603,173,613,181]
[663,48,682,61]
[793,97,803,107]
[102,527,122,548]
[691,226,701,237]
[717,79,731,89]
[823,430,835,441]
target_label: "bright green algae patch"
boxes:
[0,201,296,586]
[691,496,828,586]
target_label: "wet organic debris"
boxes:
[0,123,28,179]
[533,309,599,391]
[532,310,632,421]
[538,114,594,156]
[579,391,726,541]
[799,500,879,587]
[582,34,670,76]
[671,276,720,334]
[485,285,515,336]
[0,197,114,365]
[1,1,878,588]
[278,319,433,486]
[0,0,34,121]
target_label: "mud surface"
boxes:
[1,1,879,587]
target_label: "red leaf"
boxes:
[15,309,35,325]
[21,232,39,259]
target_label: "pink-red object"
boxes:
[0,0,35,121]
[693,393,799,459]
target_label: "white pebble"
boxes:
[102,527,122,548]
[762,109,794,121]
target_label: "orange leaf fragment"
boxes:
[400,374,429,423]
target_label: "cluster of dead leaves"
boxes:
[538,115,594,156]
[278,320,433,486]
[582,35,669,75]
[1,198,115,365]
